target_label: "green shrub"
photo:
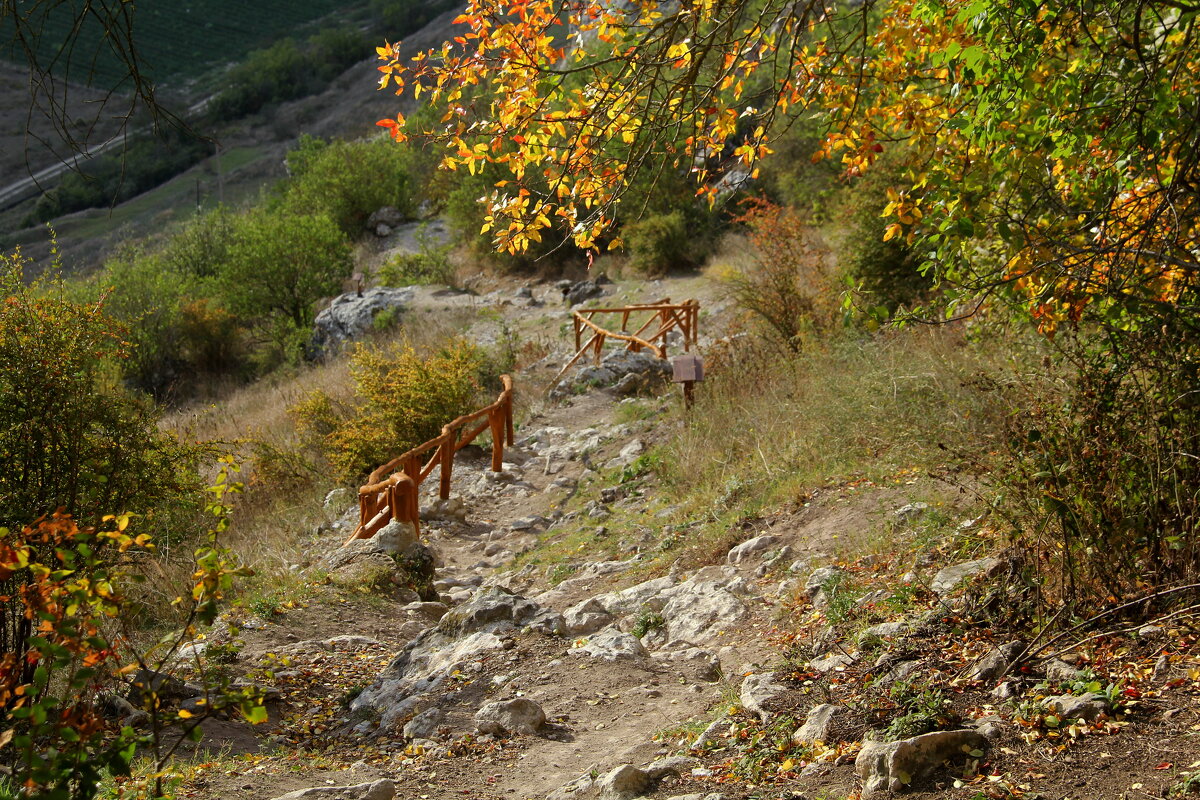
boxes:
[280,135,414,236]
[209,27,367,121]
[377,227,454,286]
[0,246,207,533]
[624,211,690,276]
[30,126,214,222]
[292,338,484,481]
[219,210,351,328]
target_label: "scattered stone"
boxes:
[1044,692,1110,722]
[573,627,647,661]
[366,206,405,230]
[861,621,909,641]
[805,566,842,596]
[646,756,700,779]
[565,280,604,306]
[856,730,989,798]
[269,780,395,800]
[893,502,929,522]
[1044,658,1081,684]
[740,672,786,721]
[967,641,1025,683]
[930,557,1001,596]
[972,714,1004,740]
[403,708,443,740]
[727,534,784,565]
[660,580,748,646]
[372,519,417,553]
[596,764,649,799]
[563,598,615,635]
[991,681,1017,701]
[475,697,547,735]
[793,704,843,744]
[810,652,855,673]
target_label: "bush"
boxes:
[717,199,838,352]
[219,210,352,329]
[0,246,207,533]
[623,211,690,276]
[1004,314,1200,609]
[280,135,415,236]
[30,126,214,222]
[377,226,454,286]
[293,338,484,481]
[209,27,367,121]
[837,150,931,314]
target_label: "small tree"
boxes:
[219,211,352,330]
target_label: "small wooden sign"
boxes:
[672,354,704,383]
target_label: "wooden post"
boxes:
[439,428,455,500]
[489,409,505,472]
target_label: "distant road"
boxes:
[0,133,126,212]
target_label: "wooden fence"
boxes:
[345,375,515,544]
[552,299,700,386]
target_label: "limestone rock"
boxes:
[309,288,414,359]
[740,672,786,721]
[967,641,1025,683]
[930,557,1001,596]
[323,488,352,516]
[564,598,615,635]
[727,534,784,565]
[1044,658,1082,684]
[573,627,647,661]
[270,780,395,800]
[475,697,547,735]
[437,586,564,637]
[596,764,649,800]
[372,520,416,554]
[403,708,443,740]
[792,704,842,744]
[856,730,989,797]
[1044,692,1110,721]
[660,580,748,646]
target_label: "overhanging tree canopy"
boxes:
[377,0,1199,329]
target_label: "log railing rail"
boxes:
[345,375,514,544]
[552,298,699,386]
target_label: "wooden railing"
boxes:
[552,299,700,385]
[345,375,515,544]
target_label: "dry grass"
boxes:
[660,323,1011,505]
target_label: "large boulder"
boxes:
[856,730,988,798]
[309,287,414,359]
[572,627,648,661]
[475,697,547,735]
[554,350,672,397]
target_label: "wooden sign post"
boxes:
[672,353,704,409]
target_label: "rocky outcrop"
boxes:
[270,780,395,800]
[309,287,414,358]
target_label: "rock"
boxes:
[893,502,929,522]
[660,580,748,646]
[991,681,1018,700]
[645,756,699,779]
[613,372,644,396]
[792,704,842,744]
[126,669,190,707]
[324,488,352,515]
[515,286,533,299]
[972,714,1004,740]
[861,621,909,641]
[367,206,405,230]
[605,439,646,471]
[437,586,564,637]
[563,598,615,635]
[566,280,604,306]
[810,652,854,673]
[727,534,784,565]
[372,519,416,554]
[967,641,1025,682]
[270,780,395,800]
[555,350,672,397]
[930,557,1002,596]
[475,697,547,735]
[855,730,989,798]
[403,708,443,740]
[1044,692,1110,721]
[573,627,647,661]
[309,287,414,359]
[740,672,787,721]
[596,764,649,799]
[1044,658,1081,684]
[805,566,842,596]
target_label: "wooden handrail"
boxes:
[553,299,700,387]
[344,375,515,544]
